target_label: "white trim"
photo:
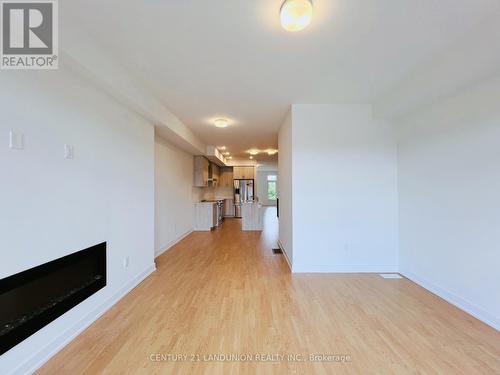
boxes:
[9,264,157,375]
[401,270,499,332]
[155,229,193,258]
[292,264,399,273]
[277,240,292,271]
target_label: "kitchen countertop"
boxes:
[199,198,234,203]
[197,198,233,204]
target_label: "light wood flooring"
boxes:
[39,208,500,374]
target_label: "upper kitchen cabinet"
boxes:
[233,166,255,180]
[220,167,234,188]
[210,163,220,187]
[245,166,255,179]
[193,156,209,187]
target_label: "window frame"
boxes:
[266,175,277,201]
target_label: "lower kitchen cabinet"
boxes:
[224,198,235,217]
[194,202,217,231]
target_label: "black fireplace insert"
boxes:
[0,242,106,355]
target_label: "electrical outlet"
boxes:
[123,256,130,268]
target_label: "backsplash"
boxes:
[192,186,233,202]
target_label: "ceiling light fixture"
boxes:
[280,0,313,32]
[249,149,259,155]
[267,149,278,155]
[249,156,254,160]
[214,119,229,128]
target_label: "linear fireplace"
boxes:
[0,242,106,355]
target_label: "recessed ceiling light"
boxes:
[267,149,278,155]
[280,0,313,32]
[214,119,229,128]
[249,149,259,155]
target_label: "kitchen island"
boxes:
[241,201,263,231]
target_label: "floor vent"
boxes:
[380,273,403,279]
[272,248,283,255]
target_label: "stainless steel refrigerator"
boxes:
[234,179,254,218]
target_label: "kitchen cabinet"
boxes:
[241,202,263,231]
[233,166,244,179]
[210,163,220,187]
[193,156,209,187]
[247,166,255,179]
[194,202,217,231]
[224,198,235,217]
[220,167,234,188]
[233,166,254,180]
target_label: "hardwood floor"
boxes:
[39,208,500,374]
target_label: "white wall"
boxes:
[373,14,500,120]
[256,170,278,206]
[278,110,293,265]
[61,23,206,155]
[0,67,155,374]
[289,104,399,273]
[155,136,196,256]
[397,75,500,330]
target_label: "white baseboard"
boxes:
[401,270,499,331]
[10,264,157,375]
[155,229,193,258]
[274,241,398,274]
[292,264,399,273]
[277,240,292,271]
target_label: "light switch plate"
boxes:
[64,144,74,159]
[9,130,24,150]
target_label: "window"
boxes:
[267,175,277,200]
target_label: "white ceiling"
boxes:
[63,0,499,160]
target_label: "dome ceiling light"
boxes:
[280,0,313,32]
[214,119,229,128]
